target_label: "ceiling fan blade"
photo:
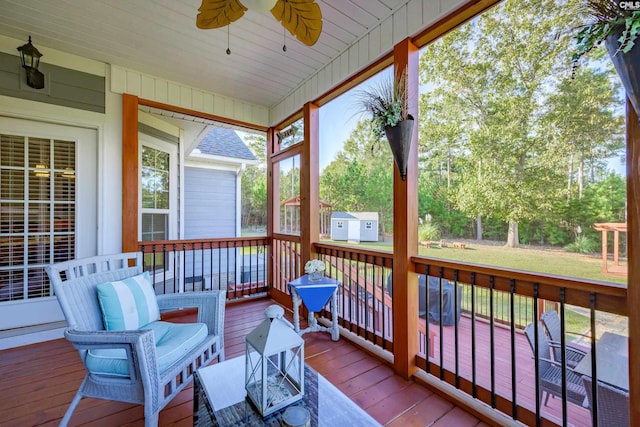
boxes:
[271,0,323,46]
[196,0,248,29]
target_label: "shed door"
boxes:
[0,116,97,330]
[347,220,360,242]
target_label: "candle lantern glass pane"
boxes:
[245,315,304,417]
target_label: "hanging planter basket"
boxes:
[605,28,640,117]
[385,115,414,181]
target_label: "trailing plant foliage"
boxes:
[573,0,640,72]
[354,68,410,142]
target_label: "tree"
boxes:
[543,61,624,200]
[241,133,267,229]
[320,120,394,236]
[418,0,622,247]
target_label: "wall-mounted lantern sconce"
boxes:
[17,36,44,89]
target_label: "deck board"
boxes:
[0,297,484,426]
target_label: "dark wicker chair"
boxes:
[582,376,630,427]
[540,310,588,368]
[524,322,587,407]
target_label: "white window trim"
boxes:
[138,134,178,242]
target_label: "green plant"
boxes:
[563,235,598,254]
[354,67,411,141]
[418,222,441,242]
[573,1,640,70]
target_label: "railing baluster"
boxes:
[533,283,541,427]
[560,287,568,427]
[510,278,517,420]
[438,267,444,381]
[471,271,477,398]
[590,292,598,427]
[454,269,459,389]
[489,275,495,408]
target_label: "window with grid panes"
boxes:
[0,134,76,301]
[141,145,170,271]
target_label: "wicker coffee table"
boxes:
[194,355,381,427]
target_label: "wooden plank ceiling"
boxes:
[0,0,408,108]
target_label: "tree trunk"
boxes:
[506,220,519,248]
[567,151,574,202]
[578,152,584,199]
[476,214,483,241]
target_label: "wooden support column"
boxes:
[301,102,320,265]
[627,99,639,426]
[266,127,276,294]
[392,38,419,379]
[122,94,139,253]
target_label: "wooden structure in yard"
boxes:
[594,222,628,276]
[281,195,332,238]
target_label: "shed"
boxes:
[330,212,379,243]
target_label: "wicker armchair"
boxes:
[541,310,588,368]
[582,376,630,427]
[524,322,587,407]
[46,252,225,427]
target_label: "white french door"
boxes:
[0,116,97,330]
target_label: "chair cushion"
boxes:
[85,321,209,377]
[97,271,160,330]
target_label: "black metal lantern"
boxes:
[17,36,44,89]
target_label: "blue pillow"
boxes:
[97,271,160,330]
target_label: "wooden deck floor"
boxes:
[0,298,488,427]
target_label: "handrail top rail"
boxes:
[137,236,269,247]
[313,242,393,259]
[272,233,302,243]
[412,255,627,298]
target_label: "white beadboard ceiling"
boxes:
[0,0,418,109]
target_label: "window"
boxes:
[0,134,76,301]
[336,221,343,229]
[140,139,177,272]
[365,221,372,230]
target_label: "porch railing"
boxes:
[415,257,627,427]
[315,243,394,352]
[137,236,629,426]
[308,243,627,427]
[137,237,269,301]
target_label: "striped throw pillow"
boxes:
[97,271,160,330]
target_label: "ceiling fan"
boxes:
[196,0,323,47]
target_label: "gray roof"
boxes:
[196,127,256,161]
[331,212,378,221]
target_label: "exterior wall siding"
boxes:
[0,51,105,113]
[110,65,269,127]
[184,166,236,238]
[183,166,238,285]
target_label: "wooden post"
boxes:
[300,102,320,265]
[122,94,139,253]
[627,99,639,426]
[266,128,276,295]
[614,229,620,266]
[601,229,609,273]
[392,38,419,379]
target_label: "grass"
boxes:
[565,308,591,341]
[321,238,616,336]
[321,238,627,285]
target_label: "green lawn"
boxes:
[320,238,622,337]
[321,238,627,285]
